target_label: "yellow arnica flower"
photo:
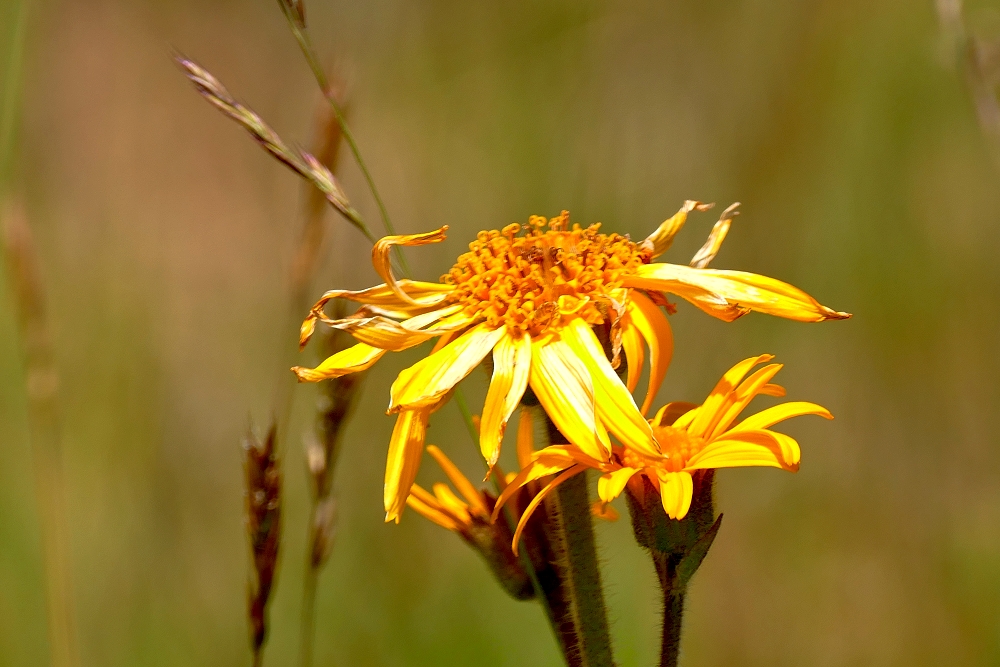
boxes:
[492,355,833,551]
[294,205,849,522]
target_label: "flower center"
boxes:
[442,211,648,336]
[649,425,704,471]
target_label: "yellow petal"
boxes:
[707,363,783,439]
[511,464,587,553]
[656,470,693,520]
[431,483,472,523]
[625,291,674,416]
[325,305,468,351]
[528,336,610,461]
[687,429,800,471]
[640,201,714,258]
[597,467,640,504]
[563,318,659,457]
[384,408,431,523]
[515,407,535,471]
[650,401,698,428]
[689,202,739,269]
[300,280,454,348]
[491,445,601,521]
[628,263,852,323]
[760,383,786,397]
[292,342,385,382]
[426,444,490,518]
[389,323,506,412]
[729,401,833,434]
[688,355,773,439]
[406,489,462,532]
[372,227,449,306]
[480,332,532,468]
[620,321,645,393]
[671,405,701,431]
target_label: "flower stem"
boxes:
[538,416,615,667]
[652,554,684,667]
[543,472,616,667]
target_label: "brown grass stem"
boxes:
[294,90,354,667]
[937,0,1000,170]
[1,200,81,667]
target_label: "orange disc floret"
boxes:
[442,211,649,337]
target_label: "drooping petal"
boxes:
[729,401,833,433]
[325,305,468,351]
[562,318,659,457]
[640,201,714,258]
[300,280,454,348]
[620,320,645,393]
[627,263,851,323]
[389,323,506,412]
[426,445,490,518]
[480,332,532,467]
[626,291,674,416]
[656,470,694,520]
[384,408,431,522]
[372,227,449,306]
[688,355,773,439]
[528,336,611,461]
[686,429,800,471]
[597,467,641,504]
[689,202,739,269]
[292,343,385,382]
[511,464,588,553]
[491,445,602,521]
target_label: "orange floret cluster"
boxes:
[442,211,649,336]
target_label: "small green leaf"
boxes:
[676,513,723,588]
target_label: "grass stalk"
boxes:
[276,1,410,275]
[1,201,81,667]
[2,3,81,666]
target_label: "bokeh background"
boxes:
[2,0,1000,665]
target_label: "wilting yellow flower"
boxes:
[493,355,833,551]
[294,205,848,522]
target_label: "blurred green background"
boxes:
[2,0,1000,665]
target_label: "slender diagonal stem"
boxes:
[278,7,410,275]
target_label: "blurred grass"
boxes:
[1,0,1000,665]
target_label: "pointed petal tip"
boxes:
[291,366,315,383]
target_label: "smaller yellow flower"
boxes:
[406,445,493,534]
[407,444,537,600]
[493,354,832,551]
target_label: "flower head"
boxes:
[294,205,848,522]
[493,355,833,552]
[406,445,535,600]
